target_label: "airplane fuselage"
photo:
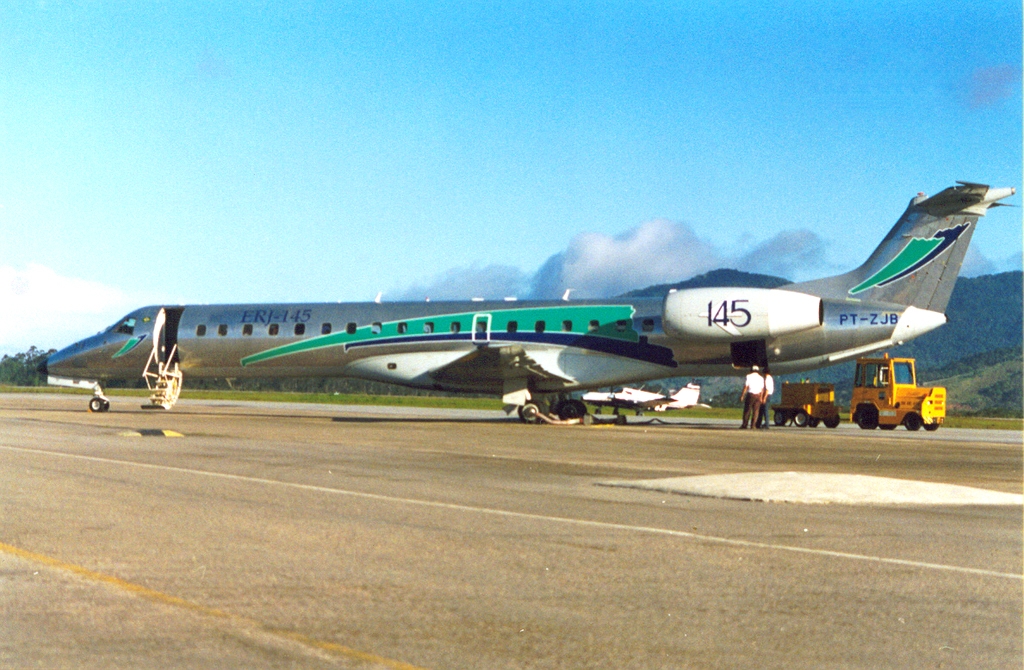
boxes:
[46,294,940,396]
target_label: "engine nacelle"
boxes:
[663,288,823,341]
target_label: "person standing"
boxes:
[740,366,764,429]
[758,366,775,429]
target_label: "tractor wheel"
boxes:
[855,405,878,430]
[793,410,809,427]
[903,413,923,432]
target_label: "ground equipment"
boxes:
[851,354,944,431]
[773,382,841,428]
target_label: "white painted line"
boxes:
[2,445,1021,581]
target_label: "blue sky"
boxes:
[1,1,1020,352]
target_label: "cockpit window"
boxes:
[112,317,136,335]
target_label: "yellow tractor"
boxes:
[773,382,841,428]
[851,354,945,431]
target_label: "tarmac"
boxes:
[0,393,1021,669]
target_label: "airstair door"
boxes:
[155,307,184,365]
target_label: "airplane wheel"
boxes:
[792,411,809,427]
[88,397,109,413]
[903,413,923,432]
[557,400,587,421]
[855,405,878,430]
[773,411,788,426]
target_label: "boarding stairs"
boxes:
[142,344,183,410]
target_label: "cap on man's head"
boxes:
[751,365,760,371]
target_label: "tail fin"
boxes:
[787,183,1015,312]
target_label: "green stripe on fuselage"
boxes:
[112,335,144,359]
[849,237,943,295]
[240,305,637,367]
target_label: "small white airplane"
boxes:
[582,383,702,414]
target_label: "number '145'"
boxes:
[707,300,751,328]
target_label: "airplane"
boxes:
[582,384,702,415]
[41,182,1015,423]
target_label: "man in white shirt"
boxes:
[740,366,764,429]
[758,366,775,429]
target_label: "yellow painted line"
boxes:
[0,541,427,670]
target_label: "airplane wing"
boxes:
[430,345,573,391]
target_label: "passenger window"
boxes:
[894,362,914,385]
[865,364,878,387]
[346,322,357,335]
[321,323,332,335]
[642,318,655,333]
[615,320,628,332]
[535,320,545,333]
[218,324,228,336]
[242,324,253,336]
[397,322,408,334]
[562,320,572,332]
[196,325,207,337]
[588,320,600,332]
[476,319,487,333]
[450,322,461,333]
[423,322,434,334]
[294,323,306,336]
[269,323,279,336]
[854,364,864,387]
[506,320,518,333]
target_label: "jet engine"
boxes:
[663,288,823,341]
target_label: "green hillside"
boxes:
[919,346,1023,416]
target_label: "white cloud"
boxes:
[530,219,723,299]
[0,264,134,354]
[397,219,841,301]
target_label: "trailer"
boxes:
[773,382,841,428]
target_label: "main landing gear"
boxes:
[514,396,595,425]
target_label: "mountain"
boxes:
[620,269,790,297]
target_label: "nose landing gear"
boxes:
[45,376,111,412]
[88,396,111,413]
